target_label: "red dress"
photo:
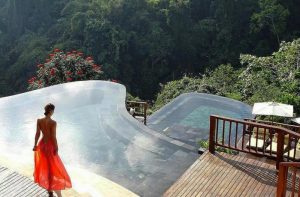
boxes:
[34,139,72,190]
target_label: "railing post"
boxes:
[277,164,288,197]
[276,130,285,170]
[144,103,148,125]
[209,116,216,154]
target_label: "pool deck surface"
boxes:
[164,151,299,197]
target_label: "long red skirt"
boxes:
[34,139,72,190]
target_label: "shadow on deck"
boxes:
[164,151,299,197]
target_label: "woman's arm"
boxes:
[52,121,58,154]
[33,119,41,151]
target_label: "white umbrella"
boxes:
[291,117,300,124]
[252,102,294,117]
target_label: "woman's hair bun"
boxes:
[44,103,55,116]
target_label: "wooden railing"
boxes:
[209,115,300,169]
[126,101,148,125]
[277,162,300,197]
[244,118,300,133]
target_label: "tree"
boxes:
[251,0,289,45]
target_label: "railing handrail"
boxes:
[244,118,300,130]
[211,115,300,138]
[126,101,148,104]
[279,162,300,167]
[209,115,300,169]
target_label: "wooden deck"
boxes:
[0,166,47,196]
[164,151,299,197]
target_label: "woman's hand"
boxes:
[32,146,37,151]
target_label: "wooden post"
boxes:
[144,103,148,125]
[277,164,288,197]
[276,130,285,170]
[209,116,216,154]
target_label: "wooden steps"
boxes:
[164,151,299,197]
[0,166,47,196]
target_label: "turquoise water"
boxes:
[180,106,242,129]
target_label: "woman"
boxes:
[33,103,72,197]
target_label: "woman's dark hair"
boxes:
[44,103,55,116]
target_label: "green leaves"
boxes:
[154,38,300,116]
[251,0,289,44]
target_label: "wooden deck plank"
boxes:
[1,176,29,196]
[186,153,232,196]
[226,154,263,197]
[164,151,296,197]
[176,153,219,197]
[216,154,253,196]
[216,153,256,197]
[238,157,269,197]
[169,152,207,193]
[165,154,204,196]
[166,152,214,197]
[0,166,46,196]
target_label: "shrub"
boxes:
[27,49,103,90]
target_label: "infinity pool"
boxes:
[148,93,253,146]
[0,81,198,197]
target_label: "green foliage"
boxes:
[239,39,300,114]
[198,140,238,155]
[126,92,141,102]
[153,64,240,111]
[251,0,289,44]
[154,38,300,116]
[153,76,217,111]
[0,0,299,99]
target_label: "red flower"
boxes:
[37,64,44,68]
[92,64,101,72]
[54,48,61,53]
[67,77,72,82]
[28,77,35,84]
[38,80,42,85]
[50,68,56,76]
[46,59,51,63]
[77,52,84,57]
[77,70,83,75]
[72,50,77,54]
[67,52,72,56]
[66,71,72,75]
[86,57,93,61]
[49,54,55,57]
[112,79,118,83]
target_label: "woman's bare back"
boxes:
[38,118,56,143]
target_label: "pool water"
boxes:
[148,93,253,146]
[180,106,242,129]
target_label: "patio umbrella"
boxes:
[291,117,300,125]
[252,102,294,118]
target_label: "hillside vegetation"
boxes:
[0,0,300,99]
[154,39,300,115]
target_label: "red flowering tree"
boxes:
[28,49,103,90]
